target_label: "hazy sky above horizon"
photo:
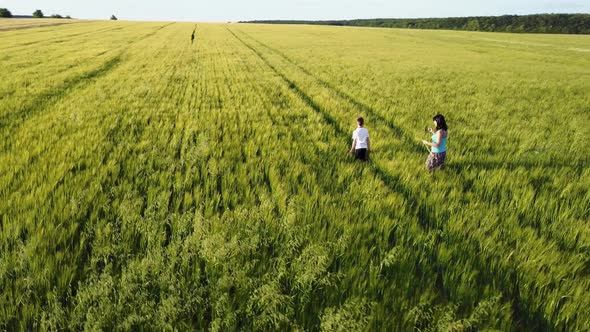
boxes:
[1,0,588,22]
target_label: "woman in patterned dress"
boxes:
[422,114,448,172]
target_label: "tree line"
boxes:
[0,8,72,19]
[0,8,119,20]
[243,14,590,34]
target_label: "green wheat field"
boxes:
[1,19,589,330]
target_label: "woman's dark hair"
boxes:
[433,114,447,131]
[357,117,364,126]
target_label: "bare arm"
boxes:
[349,139,356,154]
[423,130,442,147]
[366,137,370,152]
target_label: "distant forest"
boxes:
[243,14,590,34]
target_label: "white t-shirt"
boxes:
[352,127,369,149]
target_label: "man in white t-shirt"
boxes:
[349,117,370,161]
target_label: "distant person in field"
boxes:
[349,117,370,161]
[422,114,448,171]
[191,31,195,43]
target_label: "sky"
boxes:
[0,0,588,22]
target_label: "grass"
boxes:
[0,20,589,330]
[0,18,85,32]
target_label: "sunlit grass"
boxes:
[0,21,588,330]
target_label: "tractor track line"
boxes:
[226,26,442,232]
[234,28,426,156]
[0,22,176,142]
[3,26,125,52]
[225,26,584,330]
[230,29,590,256]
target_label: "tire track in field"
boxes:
[234,28,590,257]
[236,31,586,167]
[0,22,176,142]
[0,47,111,102]
[226,28,451,305]
[201,32,419,328]
[225,26,588,330]
[239,20,590,273]
[1,28,191,316]
[44,23,183,201]
[240,24,586,253]
[0,56,121,134]
[226,26,492,328]
[160,38,191,214]
[0,23,171,102]
[1,23,178,196]
[3,25,125,52]
[234,29,426,156]
[226,27,441,231]
[0,21,79,32]
[238,30,588,169]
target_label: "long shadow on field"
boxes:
[0,56,122,134]
[0,23,176,141]
[447,157,589,253]
[226,26,441,231]
[235,29,426,156]
[5,36,193,329]
[227,26,563,331]
[3,26,125,52]
[450,158,589,173]
[0,22,75,32]
[235,28,590,254]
